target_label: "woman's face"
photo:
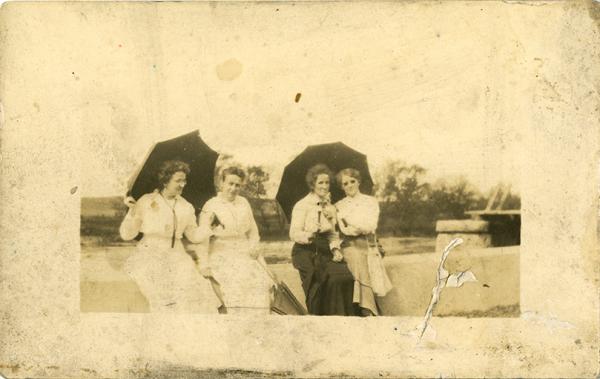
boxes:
[222,174,242,201]
[341,174,360,197]
[164,171,187,197]
[312,174,330,198]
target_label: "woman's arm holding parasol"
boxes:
[119,196,143,241]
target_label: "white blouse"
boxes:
[198,194,260,248]
[289,192,340,249]
[119,191,204,243]
[335,193,380,236]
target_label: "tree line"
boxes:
[373,161,519,236]
[80,159,520,245]
[232,158,521,237]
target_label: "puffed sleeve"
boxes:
[119,197,144,241]
[289,200,313,244]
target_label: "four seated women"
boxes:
[120,160,391,316]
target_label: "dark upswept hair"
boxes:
[157,160,190,190]
[219,165,246,182]
[335,168,362,187]
[305,163,333,189]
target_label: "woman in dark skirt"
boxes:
[289,164,356,315]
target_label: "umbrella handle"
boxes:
[211,213,225,228]
[257,255,279,285]
[123,196,137,210]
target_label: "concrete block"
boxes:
[436,219,489,233]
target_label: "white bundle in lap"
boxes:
[367,246,393,296]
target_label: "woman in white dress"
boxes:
[119,160,221,313]
[335,168,392,316]
[196,166,274,315]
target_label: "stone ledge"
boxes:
[436,220,490,233]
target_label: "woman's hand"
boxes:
[123,196,136,209]
[209,213,224,230]
[198,264,213,278]
[211,225,225,235]
[199,267,213,278]
[332,248,344,263]
[304,222,319,240]
[342,225,361,236]
[322,204,337,220]
[356,226,372,235]
[248,248,259,260]
[306,221,320,234]
[295,231,315,244]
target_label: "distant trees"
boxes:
[374,160,519,236]
[429,177,486,220]
[215,154,270,199]
[375,162,431,234]
[213,155,520,237]
[242,165,270,199]
[376,161,430,203]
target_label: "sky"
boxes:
[78,3,523,198]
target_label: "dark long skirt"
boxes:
[291,234,356,316]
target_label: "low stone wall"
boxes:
[81,245,519,316]
[435,219,491,252]
[270,245,520,317]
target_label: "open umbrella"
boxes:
[275,142,374,221]
[127,130,219,213]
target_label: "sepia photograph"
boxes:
[0,1,598,378]
[81,130,521,318]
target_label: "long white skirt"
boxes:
[208,239,274,314]
[124,237,221,314]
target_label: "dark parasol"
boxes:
[275,142,374,221]
[127,130,219,214]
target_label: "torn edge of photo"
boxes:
[0,0,598,378]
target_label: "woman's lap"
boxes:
[342,243,371,285]
[126,247,219,313]
[210,250,273,309]
[342,241,380,315]
[324,260,355,283]
[292,243,355,315]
